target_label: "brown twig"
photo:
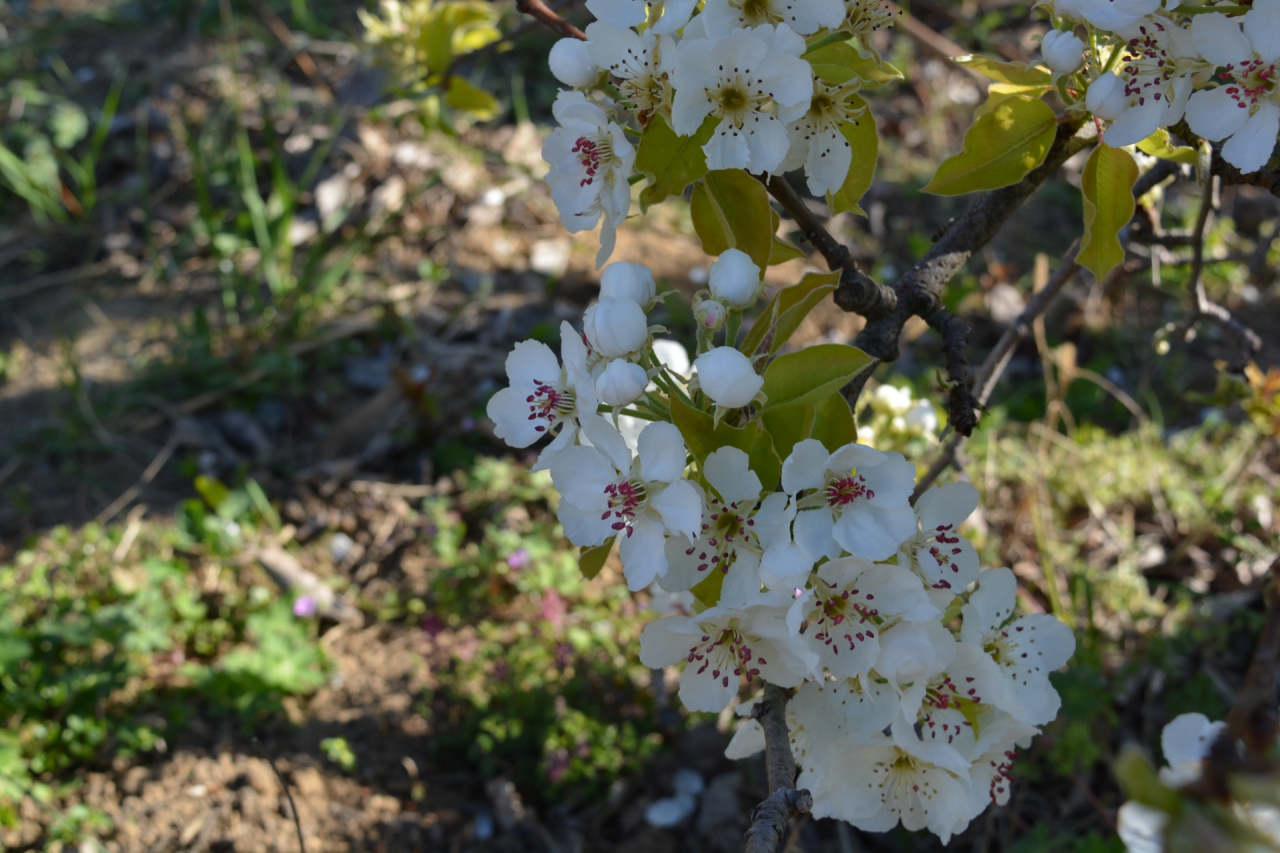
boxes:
[258,743,307,853]
[743,684,811,853]
[911,241,1079,502]
[516,0,586,41]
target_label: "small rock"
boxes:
[330,532,356,563]
[645,794,696,828]
[673,768,705,797]
[316,174,350,221]
[473,812,495,841]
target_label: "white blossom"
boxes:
[542,91,636,267]
[897,482,981,605]
[701,0,843,38]
[586,23,677,122]
[550,415,702,590]
[1041,28,1085,75]
[486,321,598,466]
[782,439,918,562]
[599,260,658,308]
[584,297,650,358]
[585,0,698,35]
[694,296,729,331]
[549,38,601,88]
[708,248,764,309]
[837,0,897,56]
[596,358,650,406]
[960,568,1076,726]
[671,25,812,174]
[660,446,809,598]
[782,78,865,196]
[1053,0,1161,32]
[1084,18,1201,147]
[694,346,764,408]
[652,338,691,377]
[639,589,818,711]
[1184,2,1280,174]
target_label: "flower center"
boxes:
[843,0,895,38]
[1118,23,1187,107]
[571,133,616,187]
[683,497,760,574]
[924,523,964,589]
[602,478,649,536]
[808,579,878,654]
[825,470,874,507]
[707,72,770,127]
[1220,59,1278,113]
[687,623,766,688]
[526,379,576,431]
[982,623,1027,667]
[733,0,783,26]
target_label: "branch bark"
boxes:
[743,684,811,853]
[516,0,587,40]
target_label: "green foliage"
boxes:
[1137,128,1199,166]
[739,271,841,356]
[827,100,878,216]
[953,55,1053,86]
[760,343,874,411]
[320,737,358,772]
[636,114,717,211]
[806,42,903,87]
[1078,144,1138,282]
[923,95,1057,196]
[669,395,782,492]
[1007,823,1125,853]
[690,169,775,270]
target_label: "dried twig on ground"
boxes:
[743,684,811,853]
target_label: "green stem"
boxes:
[1101,40,1124,75]
[724,309,743,350]
[803,29,851,55]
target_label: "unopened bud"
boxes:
[549,39,601,88]
[596,358,649,406]
[708,248,763,309]
[694,297,728,332]
[1041,29,1085,75]
[694,346,763,409]
[600,262,657,307]
[584,298,648,358]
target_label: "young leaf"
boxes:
[761,404,816,462]
[445,76,500,121]
[954,55,1053,87]
[809,391,858,452]
[636,114,717,211]
[827,106,877,216]
[739,270,840,355]
[1136,128,1198,166]
[761,343,875,411]
[689,561,726,608]
[579,538,616,579]
[690,169,775,270]
[1078,143,1137,282]
[769,210,805,265]
[805,42,903,87]
[669,395,781,491]
[973,82,1054,119]
[922,95,1056,196]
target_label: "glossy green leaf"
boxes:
[805,42,903,87]
[636,114,717,211]
[690,563,726,609]
[954,55,1053,86]
[1136,128,1199,166]
[974,82,1054,119]
[690,169,775,271]
[445,76,500,121]
[769,210,805,265]
[810,391,857,452]
[761,343,875,411]
[578,538,615,579]
[827,105,877,216]
[761,404,816,463]
[739,270,841,355]
[922,95,1056,196]
[1078,143,1138,282]
[669,395,781,492]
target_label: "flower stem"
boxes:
[724,309,743,350]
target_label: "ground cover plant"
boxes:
[0,0,1277,850]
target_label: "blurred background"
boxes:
[0,0,1277,850]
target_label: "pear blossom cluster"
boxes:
[484,254,1076,841]
[541,0,897,266]
[1041,0,1280,173]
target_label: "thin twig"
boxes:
[743,684,811,853]
[94,432,180,524]
[258,742,308,853]
[516,0,586,40]
[911,241,1080,501]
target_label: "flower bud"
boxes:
[708,248,763,309]
[694,296,728,331]
[1041,29,1085,75]
[549,38,601,88]
[695,346,763,409]
[600,262,657,307]
[1085,71,1127,120]
[596,358,649,406]
[584,298,649,358]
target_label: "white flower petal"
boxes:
[679,656,739,712]
[1161,712,1226,766]
[1191,12,1252,67]
[759,542,812,590]
[620,515,669,590]
[650,480,704,540]
[558,499,613,547]
[1246,0,1280,63]
[917,481,979,529]
[725,719,766,759]
[781,439,830,495]
[804,125,852,196]
[794,508,841,562]
[639,614,698,667]
[703,446,763,506]
[578,413,634,472]
[1185,86,1251,143]
[1221,101,1280,173]
[703,118,754,170]
[638,421,688,484]
[551,445,619,509]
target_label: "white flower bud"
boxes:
[600,262,657,307]
[549,38,601,88]
[584,298,649,358]
[695,346,763,409]
[1085,71,1127,120]
[596,358,649,406]
[694,297,728,331]
[708,248,763,309]
[1041,29,1085,75]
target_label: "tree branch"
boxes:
[744,684,811,853]
[516,0,586,40]
[911,240,1080,501]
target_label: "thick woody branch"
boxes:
[517,0,586,40]
[911,241,1080,501]
[744,684,811,853]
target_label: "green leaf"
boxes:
[922,95,1057,196]
[1078,143,1138,283]
[810,391,858,451]
[740,270,840,356]
[669,395,781,491]
[636,114,717,211]
[690,169,775,271]
[768,210,805,265]
[1136,128,1199,166]
[445,76,500,121]
[973,82,1054,119]
[827,106,877,216]
[761,404,816,462]
[761,343,875,411]
[689,563,726,609]
[954,55,1053,86]
[805,43,903,87]
[579,538,615,579]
